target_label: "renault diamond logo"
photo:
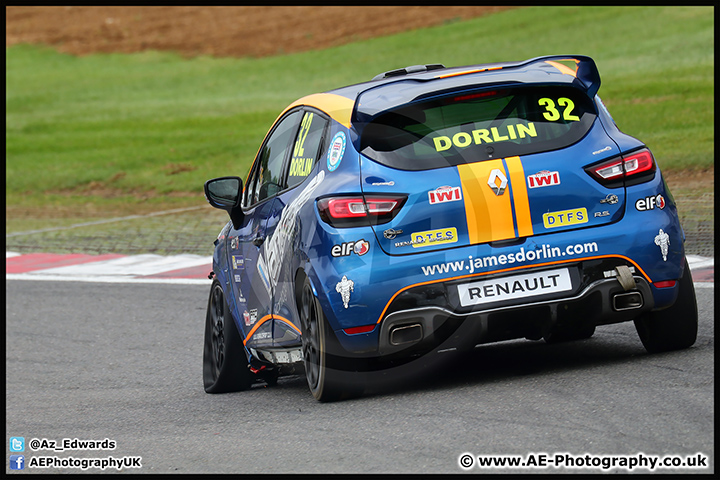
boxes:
[487,169,508,196]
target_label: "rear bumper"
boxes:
[331,256,670,358]
[376,273,654,356]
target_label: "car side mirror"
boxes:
[204,176,245,229]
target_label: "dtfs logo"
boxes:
[635,194,665,211]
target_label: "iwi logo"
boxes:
[527,170,560,188]
[428,186,462,205]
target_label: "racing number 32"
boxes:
[538,97,580,122]
[288,112,316,179]
[293,112,314,158]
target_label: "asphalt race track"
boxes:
[6,277,714,473]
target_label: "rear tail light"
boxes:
[322,198,369,218]
[586,148,656,187]
[592,159,624,181]
[624,150,655,175]
[317,194,406,228]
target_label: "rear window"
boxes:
[359,86,596,170]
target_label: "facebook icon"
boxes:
[10,455,25,470]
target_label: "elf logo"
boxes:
[527,170,560,188]
[331,239,370,257]
[428,186,462,205]
[635,194,665,211]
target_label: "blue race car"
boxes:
[203,55,697,401]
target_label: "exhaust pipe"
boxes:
[389,323,423,346]
[613,292,643,311]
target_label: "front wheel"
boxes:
[299,277,363,402]
[203,280,252,393]
[633,261,698,353]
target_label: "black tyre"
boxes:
[203,280,252,393]
[299,276,363,402]
[633,260,698,353]
[543,324,596,344]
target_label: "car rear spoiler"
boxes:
[526,54,601,97]
[352,55,601,127]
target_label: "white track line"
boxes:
[6,252,213,284]
[5,273,211,285]
[686,255,714,270]
[23,253,212,277]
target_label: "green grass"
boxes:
[6,6,714,229]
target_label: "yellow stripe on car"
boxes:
[505,156,534,238]
[458,159,516,244]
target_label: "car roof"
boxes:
[281,55,601,129]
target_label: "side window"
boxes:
[286,111,328,189]
[245,110,302,207]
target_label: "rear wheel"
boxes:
[203,280,252,393]
[633,261,698,353]
[299,277,363,402]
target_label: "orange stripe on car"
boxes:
[435,66,504,79]
[505,156,533,238]
[273,315,302,335]
[544,60,578,77]
[458,159,515,244]
[243,314,301,345]
[243,314,273,345]
[283,93,354,128]
[435,68,484,79]
[375,254,653,324]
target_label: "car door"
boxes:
[262,109,330,348]
[226,110,302,349]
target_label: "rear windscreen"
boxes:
[359,86,596,170]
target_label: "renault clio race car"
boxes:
[203,55,697,401]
